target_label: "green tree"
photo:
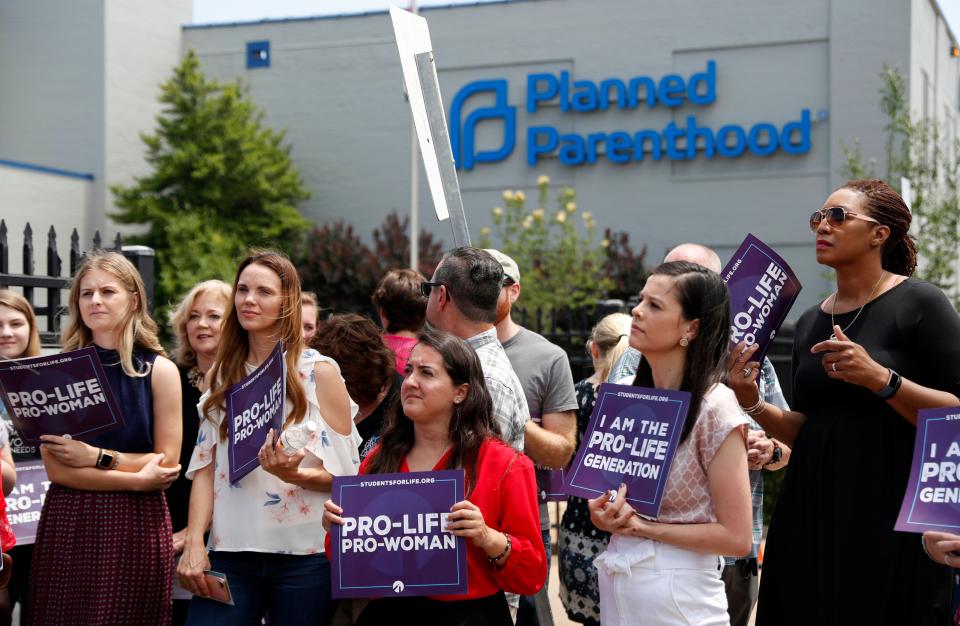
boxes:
[478,176,613,310]
[840,66,960,303]
[111,50,310,323]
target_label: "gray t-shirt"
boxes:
[502,326,579,530]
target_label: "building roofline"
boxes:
[183,0,541,30]
[0,159,94,181]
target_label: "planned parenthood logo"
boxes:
[449,79,516,171]
[449,61,818,170]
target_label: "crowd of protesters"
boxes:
[0,178,956,625]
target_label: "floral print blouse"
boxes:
[186,349,361,555]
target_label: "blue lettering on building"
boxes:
[449,60,813,170]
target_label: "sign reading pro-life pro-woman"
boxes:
[226,341,285,485]
[331,469,467,599]
[0,346,124,442]
[895,407,960,533]
[563,384,689,517]
[722,234,802,365]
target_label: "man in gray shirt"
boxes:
[488,249,578,626]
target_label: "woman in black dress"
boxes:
[167,279,231,625]
[728,179,960,625]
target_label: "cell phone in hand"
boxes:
[202,570,234,605]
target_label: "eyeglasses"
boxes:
[420,281,443,298]
[809,206,881,231]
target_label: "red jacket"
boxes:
[331,438,546,601]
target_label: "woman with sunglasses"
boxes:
[727,180,960,626]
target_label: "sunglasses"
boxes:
[809,206,881,231]
[420,281,443,298]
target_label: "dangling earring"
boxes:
[679,337,689,347]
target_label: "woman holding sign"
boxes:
[323,330,546,626]
[0,290,36,624]
[27,252,183,625]
[727,180,960,626]
[177,250,361,625]
[587,261,752,626]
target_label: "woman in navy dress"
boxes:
[26,251,182,625]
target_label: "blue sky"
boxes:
[193,0,960,37]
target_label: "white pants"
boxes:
[595,536,730,626]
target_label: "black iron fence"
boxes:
[0,221,154,348]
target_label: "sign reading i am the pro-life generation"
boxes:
[331,469,468,599]
[895,407,960,534]
[0,347,124,443]
[721,234,802,365]
[5,463,50,545]
[563,384,689,518]
[226,342,285,485]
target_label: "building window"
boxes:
[247,41,270,69]
[922,70,930,121]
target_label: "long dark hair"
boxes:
[841,179,917,277]
[632,261,730,443]
[365,330,500,495]
[203,249,306,442]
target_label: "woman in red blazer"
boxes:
[324,330,545,625]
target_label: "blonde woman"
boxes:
[27,252,183,625]
[167,279,231,626]
[558,312,631,626]
[0,290,37,623]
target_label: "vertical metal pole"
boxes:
[408,0,419,272]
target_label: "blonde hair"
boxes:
[169,280,232,368]
[61,251,165,376]
[589,313,631,382]
[0,290,42,358]
[203,250,307,442]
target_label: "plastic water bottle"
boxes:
[278,421,318,456]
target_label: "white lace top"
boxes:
[186,349,362,554]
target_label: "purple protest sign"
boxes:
[895,407,960,533]
[0,347,124,443]
[226,342,285,485]
[330,469,467,599]
[563,384,689,517]
[721,234,802,365]
[5,463,49,545]
[536,469,567,503]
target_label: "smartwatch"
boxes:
[875,368,903,400]
[96,448,116,470]
[764,442,783,467]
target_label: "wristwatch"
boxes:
[875,368,903,400]
[764,442,783,467]
[96,448,117,470]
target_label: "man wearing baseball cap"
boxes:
[486,249,579,626]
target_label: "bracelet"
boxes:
[921,534,938,562]
[109,450,120,470]
[740,395,764,416]
[487,533,512,564]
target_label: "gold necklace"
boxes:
[829,271,886,340]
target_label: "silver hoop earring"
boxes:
[679,337,689,347]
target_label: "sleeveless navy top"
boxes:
[87,345,158,453]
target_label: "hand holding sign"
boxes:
[38,434,98,468]
[810,325,890,391]
[447,500,499,554]
[922,531,960,566]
